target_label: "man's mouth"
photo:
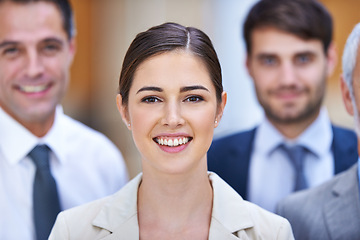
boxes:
[153,137,192,147]
[18,83,50,93]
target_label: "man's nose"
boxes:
[25,50,44,78]
[278,62,297,85]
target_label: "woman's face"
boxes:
[117,51,226,176]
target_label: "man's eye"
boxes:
[42,44,61,55]
[3,47,20,57]
[184,96,203,103]
[296,55,311,65]
[261,57,277,66]
[141,96,161,103]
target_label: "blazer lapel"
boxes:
[92,174,142,239]
[209,173,254,240]
[209,219,249,240]
[100,215,139,240]
[323,164,360,240]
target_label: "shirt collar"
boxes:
[41,106,67,164]
[255,107,332,158]
[0,105,66,165]
[296,108,332,157]
[255,117,284,156]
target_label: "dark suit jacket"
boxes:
[276,163,360,240]
[207,125,358,200]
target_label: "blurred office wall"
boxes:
[65,0,360,178]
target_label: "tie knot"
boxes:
[280,144,307,168]
[28,145,50,169]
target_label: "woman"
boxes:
[49,22,293,240]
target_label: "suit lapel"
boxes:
[323,164,360,239]
[237,128,256,200]
[223,128,256,199]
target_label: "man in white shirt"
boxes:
[208,0,358,212]
[0,1,128,239]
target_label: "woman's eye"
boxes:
[141,96,161,103]
[184,96,203,103]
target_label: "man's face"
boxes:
[0,1,75,133]
[247,27,335,125]
[342,46,360,138]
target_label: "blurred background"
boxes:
[65,0,360,178]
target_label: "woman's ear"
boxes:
[214,91,227,128]
[340,75,354,116]
[116,94,131,130]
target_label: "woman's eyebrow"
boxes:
[136,86,163,94]
[136,85,209,94]
[180,85,209,93]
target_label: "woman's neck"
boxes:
[137,169,213,240]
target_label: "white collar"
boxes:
[255,107,333,157]
[0,105,67,165]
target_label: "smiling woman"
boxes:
[49,22,294,240]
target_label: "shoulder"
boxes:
[60,114,123,158]
[209,127,257,153]
[61,114,112,142]
[212,127,256,145]
[332,124,357,141]
[277,163,358,217]
[49,195,113,240]
[50,174,142,239]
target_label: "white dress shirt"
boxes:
[0,106,128,240]
[248,108,334,212]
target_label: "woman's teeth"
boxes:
[155,137,190,147]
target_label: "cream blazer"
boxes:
[49,172,294,240]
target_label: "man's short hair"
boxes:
[0,0,75,39]
[243,0,333,54]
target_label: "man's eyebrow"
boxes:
[0,37,64,49]
[136,86,163,94]
[180,85,209,93]
[256,53,277,59]
[295,51,316,56]
[0,41,18,49]
[42,38,64,45]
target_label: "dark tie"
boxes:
[28,145,61,240]
[281,144,308,191]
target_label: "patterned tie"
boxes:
[281,144,308,191]
[28,145,61,240]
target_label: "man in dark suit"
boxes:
[208,0,358,212]
[276,23,360,239]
